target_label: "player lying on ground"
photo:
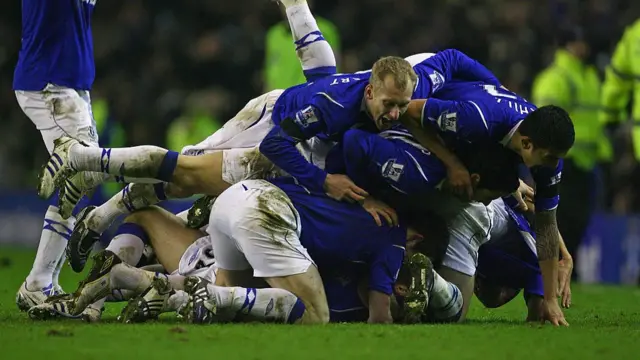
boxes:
[32,126,513,323]
[28,205,212,323]
[40,44,502,275]
[32,176,455,324]
[29,202,460,324]
[38,0,504,273]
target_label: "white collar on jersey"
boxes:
[500,120,523,146]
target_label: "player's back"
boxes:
[433,80,537,144]
[270,177,407,267]
[13,0,96,91]
[272,71,372,140]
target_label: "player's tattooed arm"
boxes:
[534,209,560,261]
[535,208,560,300]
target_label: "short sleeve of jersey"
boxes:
[411,49,501,98]
[421,98,492,144]
[368,240,406,295]
[531,159,563,211]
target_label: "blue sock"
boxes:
[156,151,179,182]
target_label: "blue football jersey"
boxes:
[271,177,406,295]
[422,80,537,146]
[325,128,446,206]
[321,263,369,323]
[261,49,505,193]
[14,0,96,91]
[411,49,501,98]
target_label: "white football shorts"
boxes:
[207,179,314,278]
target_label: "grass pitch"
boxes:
[1,246,639,360]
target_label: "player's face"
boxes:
[365,75,412,130]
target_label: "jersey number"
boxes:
[482,85,518,100]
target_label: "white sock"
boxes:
[106,289,135,302]
[68,144,177,181]
[106,271,187,311]
[106,231,146,266]
[87,183,167,233]
[207,285,306,323]
[284,2,336,72]
[426,271,463,323]
[167,274,186,291]
[88,298,106,312]
[51,253,66,290]
[110,263,158,293]
[166,290,189,312]
[26,206,75,291]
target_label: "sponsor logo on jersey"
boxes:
[437,110,458,132]
[382,159,405,182]
[429,71,445,92]
[294,106,319,128]
[549,171,562,185]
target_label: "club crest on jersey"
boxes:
[437,110,458,132]
[381,159,404,182]
[294,106,319,128]
[429,71,445,92]
[549,171,562,185]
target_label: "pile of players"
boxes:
[16,0,573,326]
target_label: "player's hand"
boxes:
[361,197,399,227]
[446,163,473,201]
[513,179,535,212]
[324,173,369,203]
[540,299,569,326]
[558,257,573,308]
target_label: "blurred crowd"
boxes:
[1,0,639,212]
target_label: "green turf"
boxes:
[1,247,639,359]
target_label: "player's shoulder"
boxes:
[309,72,370,107]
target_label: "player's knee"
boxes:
[474,278,520,308]
[123,205,164,226]
[173,156,204,191]
[164,183,193,198]
[174,153,226,195]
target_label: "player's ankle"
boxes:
[25,275,53,292]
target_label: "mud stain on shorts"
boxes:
[255,185,297,248]
[239,148,283,180]
[47,95,82,117]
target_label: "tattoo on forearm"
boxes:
[535,209,560,261]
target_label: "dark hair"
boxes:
[456,143,520,194]
[519,105,575,153]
